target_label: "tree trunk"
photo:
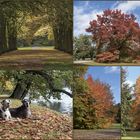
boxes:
[53,25,72,54]
[7,17,17,51]
[10,81,31,99]
[0,13,8,54]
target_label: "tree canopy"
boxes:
[86,9,140,62]
[0,70,73,100]
[73,66,115,129]
[0,0,72,54]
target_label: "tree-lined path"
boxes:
[0,0,72,69]
[0,47,72,69]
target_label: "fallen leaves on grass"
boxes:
[0,107,72,139]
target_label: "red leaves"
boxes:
[86,9,140,54]
[96,51,119,63]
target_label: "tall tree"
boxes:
[73,67,114,129]
[121,68,132,136]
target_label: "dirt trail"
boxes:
[74,129,121,140]
[0,49,72,69]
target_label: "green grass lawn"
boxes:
[122,131,140,140]
[18,46,55,50]
[109,123,120,129]
[74,61,140,66]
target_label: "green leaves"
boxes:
[121,68,132,136]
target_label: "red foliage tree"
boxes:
[86,9,140,61]
[87,75,114,128]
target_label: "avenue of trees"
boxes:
[0,70,73,100]
[0,0,72,54]
[74,9,140,62]
[73,66,120,129]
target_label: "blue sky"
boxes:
[74,1,140,36]
[85,66,120,104]
[123,66,140,87]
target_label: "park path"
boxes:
[74,129,121,140]
[0,48,72,69]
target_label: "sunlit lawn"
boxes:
[74,123,120,140]
[109,123,120,129]
[18,46,55,50]
[122,131,140,140]
[74,61,140,66]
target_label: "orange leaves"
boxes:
[131,77,140,129]
[0,106,72,139]
[86,75,114,126]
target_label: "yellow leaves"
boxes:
[5,81,14,91]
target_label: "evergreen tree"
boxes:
[121,68,132,136]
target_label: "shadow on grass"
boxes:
[0,48,72,69]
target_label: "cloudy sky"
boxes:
[74,1,140,36]
[85,66,120,104]
[123,66,140,88]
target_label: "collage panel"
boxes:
[73,66,121,140]
[74,0,140,66]
[121,66,140,140]
[0,0,73,70]
[0,69,73,139]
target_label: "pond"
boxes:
[32,92,73,116]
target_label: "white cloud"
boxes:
[74,5,102,36]
[104,66,120,73]
[125,80,134,87]
[74,1,140,36]
[113,1,140,13]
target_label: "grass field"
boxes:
[109,123,120,129]
[74,123,120,140]
[74,60,140,66]
[0,47,72,69]
[0,98,72,139]
[122,131,140,140]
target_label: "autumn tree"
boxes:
[121,68,132,136]
[87,75,114,128]
[132,76,140,130]
[86,9,140,62]
[73,67,114,129]
[0,0,72,54]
